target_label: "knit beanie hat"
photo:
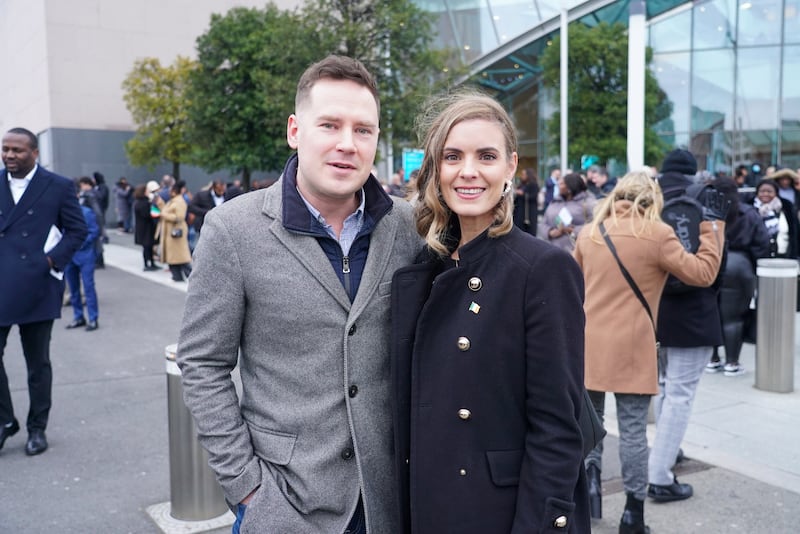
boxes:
[661,149,697,175]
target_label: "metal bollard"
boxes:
[165,344,229,520]
[755,259,797,393]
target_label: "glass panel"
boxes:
[692,49,734,131]
[489,1,543,45]
[652,52,691,133]
[649,8,692,53]
[732,130,778,172]
[648,0,690,19]
[736,46,780,130]
[781,130,800,171]
[786,0,800,44]
[508,80,539,143]
[737,0,782,46]
[693,0,737,50]
[784,46,800,124]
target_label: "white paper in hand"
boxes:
[556,206,573,227]
[44,225,64,280]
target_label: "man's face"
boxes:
[212,183,226,196]
[2,132,39,177]
[287,78,379,207]
[79,182,93,192]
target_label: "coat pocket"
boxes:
[248,424,298,466]
[485,449,523,487]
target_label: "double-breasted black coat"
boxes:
[391,227,590,534]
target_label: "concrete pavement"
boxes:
[0,232,798,533]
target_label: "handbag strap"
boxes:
[599,222,655,329]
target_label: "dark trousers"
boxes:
[0,320,54,431]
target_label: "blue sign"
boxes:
[402,148,424,182]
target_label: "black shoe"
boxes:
[85,320,99,332]
[647,477,693,502]
[0,419,20,450]
[66,318,87,329]
[25,429,48,456]
[587,464,602,519]
[143,265,159,272]
[619,493,650,534]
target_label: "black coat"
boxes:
[187,188,223,232]
[133,198,156,248]
[391,227,589,534]
[656,172,724,346]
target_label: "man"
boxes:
[543,167,561,210]
[0,127,88,456]
[187,179,227,234]
[649,149,726,502]
[65,179,101,332]
[586,165,615,199]
[177,55,419,533]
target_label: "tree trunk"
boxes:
[172,161,180,181]
[242,168,251,192]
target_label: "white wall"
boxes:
[0,0,300,134]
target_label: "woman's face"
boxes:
[557,176,569,198]
[757,184,777,204]
[438,119,517,230]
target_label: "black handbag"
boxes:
[580,388,606,457]
[170,228,183,238]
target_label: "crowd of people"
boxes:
[3,53,800,534]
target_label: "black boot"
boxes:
[587,464,602,519]
[170,265,184,282]
[619,493,650,534]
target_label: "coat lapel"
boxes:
[2,168,52,230]
[0,171,14,228]
[263,185,352,311]
[350,206,398,319]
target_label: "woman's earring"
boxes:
[502,181,512,195]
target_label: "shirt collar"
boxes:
[297,187,366,228]
[7,164,37,183]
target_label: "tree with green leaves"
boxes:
[540,22,671,169]
[122,56,195,179]
[186,5,323,190]
[302,0,457,160]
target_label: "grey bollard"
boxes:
[165,344,229,520]
[755,259,797,393]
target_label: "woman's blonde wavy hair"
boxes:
[588,170,664,243]
[414,89,518,257]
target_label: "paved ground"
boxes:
[0,232,799,533]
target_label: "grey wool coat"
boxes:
[176,172,420,534]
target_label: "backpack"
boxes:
[660,182,714,294]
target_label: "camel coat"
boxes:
[158,194,192,265]
[573,201,725,394]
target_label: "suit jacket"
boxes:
[392,228,590,534]
[187,188,223,232]
[177,171,419,534]
[0,166,88,326]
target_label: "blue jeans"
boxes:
[65,258,98,322]
[232,497,366,534]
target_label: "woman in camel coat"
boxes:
[155,182,192,281]
[572,171,725,533]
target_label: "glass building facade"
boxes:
[416,0,800,178]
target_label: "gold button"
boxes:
[458,408,471,420]
[459,469,467,476]
[468,277,482,291]
[457,337,471,351]
[554,515,567,528]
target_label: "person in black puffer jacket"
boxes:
[706,178,770,376]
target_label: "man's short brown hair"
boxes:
[295,55,380,116]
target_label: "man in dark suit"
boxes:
[0,127,87,456]
[187,179,227,234]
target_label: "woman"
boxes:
[392,91,589,533]
[573,172,725,533]
[155,181,192,281]
[132,184,159,271]
[752,178,797,259]
[707,178,770,376]
[512,167,539,235]
[539,172,596,251]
